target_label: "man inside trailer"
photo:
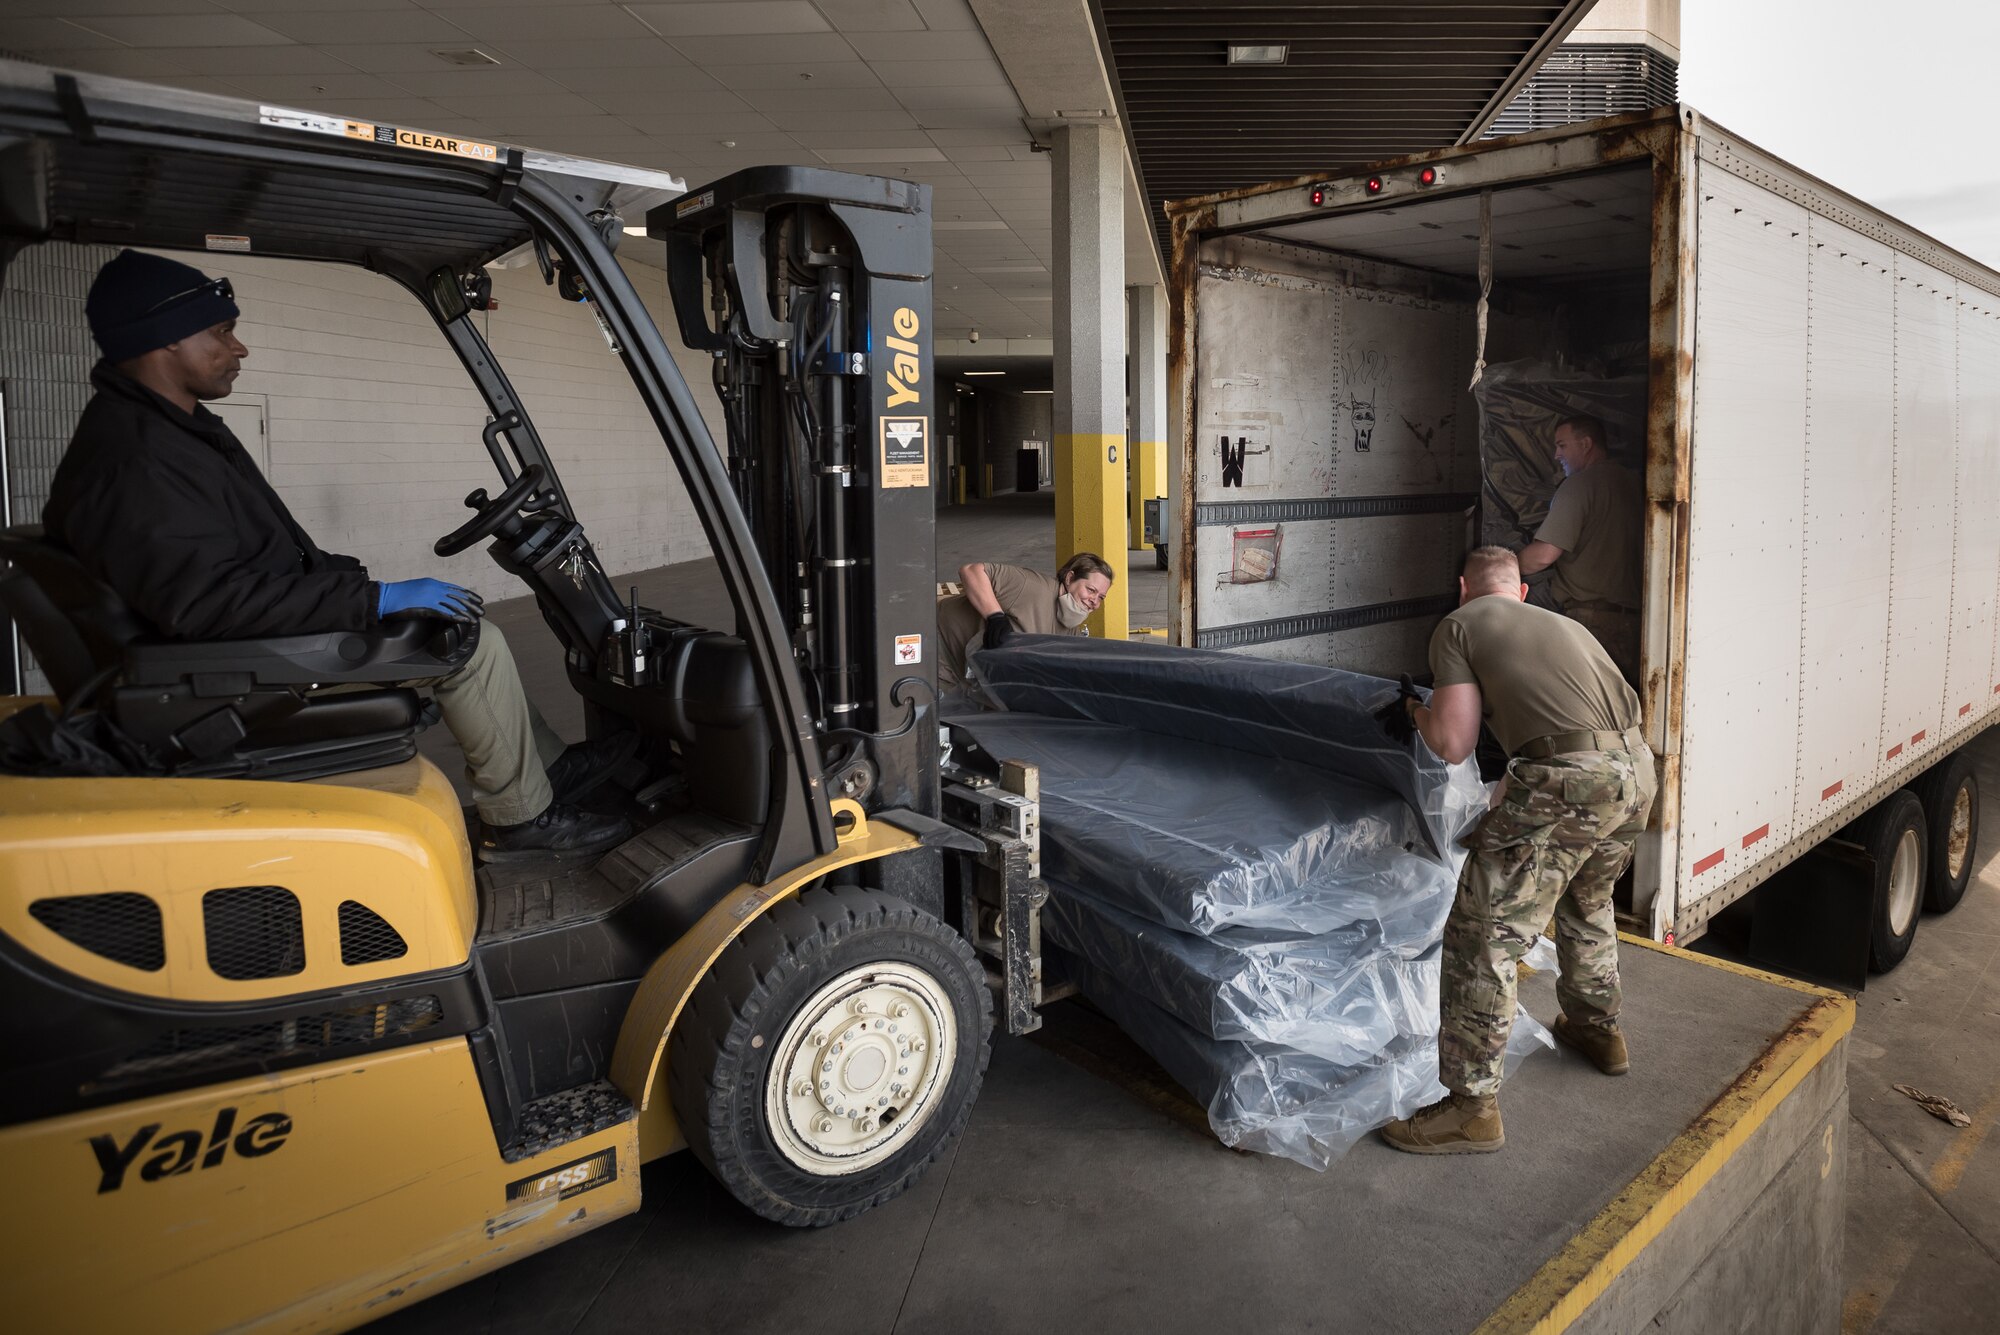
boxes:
[1515,414,1644,684]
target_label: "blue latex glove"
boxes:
[378,577,484,623]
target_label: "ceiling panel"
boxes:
[626,3,832,38]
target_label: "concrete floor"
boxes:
[407,494,2000,1334]
[373,941,1819,1335]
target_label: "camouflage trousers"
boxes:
[1438,745,1656,1097]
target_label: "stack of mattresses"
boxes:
[952,637,1551,1169]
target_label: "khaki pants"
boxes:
[403,620,565,826]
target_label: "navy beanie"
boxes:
[86,249,241,362]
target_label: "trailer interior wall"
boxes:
[1186,239,1474,669]
[1184,169,1654,680]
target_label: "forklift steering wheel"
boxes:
[434,463,547,557]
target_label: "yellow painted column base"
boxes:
[1054,431,1129,640]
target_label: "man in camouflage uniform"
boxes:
[1381,546,1656,1154]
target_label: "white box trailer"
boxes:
[1164,105,1996,972]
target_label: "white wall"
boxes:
[184,249,721,600]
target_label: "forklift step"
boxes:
[501,1080,636,1163]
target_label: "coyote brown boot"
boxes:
[1554,1014,1630,1075]
[1380,1093,1504,1154]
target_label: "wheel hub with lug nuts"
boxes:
[1889,826,1922,936]
[765,964,958,1175]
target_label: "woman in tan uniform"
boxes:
[936,552,1114,700]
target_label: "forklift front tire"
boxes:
[669,885,992,1227]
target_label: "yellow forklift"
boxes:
[0,62,1045,1332]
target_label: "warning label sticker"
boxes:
[894,634,922,665]
[880,416,930,489]
[260,106,499,161]
[675,189,715,218]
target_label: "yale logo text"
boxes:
[885,306,921,409]
[90,1106,293,1193]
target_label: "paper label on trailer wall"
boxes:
[880,417,930,489]
[894,634,922,665]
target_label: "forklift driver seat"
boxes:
[0,524,475,781]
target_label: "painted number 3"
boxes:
[1821,1124,1835,1179]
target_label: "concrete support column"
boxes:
[1052,118,1127,640]
[1126,283,1167,568]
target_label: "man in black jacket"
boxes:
[43,249,630,863]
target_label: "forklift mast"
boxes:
[653,167,940,841]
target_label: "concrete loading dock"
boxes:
[373,920,1849,1334]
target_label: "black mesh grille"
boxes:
[203,886,305,980]
[1486,44,1680,139]
[28,893,165,971]
[338,900,408,966]
[101,996,445,1082]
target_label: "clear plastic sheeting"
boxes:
[1471,358,1648,547]
[1057,952,1551,1170]
[1043,881,1445,1064]
[950,638,1552,1169]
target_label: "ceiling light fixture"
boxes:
[1226,44,1288,66]
[1022,389,1054,395]
[430,48,501,67]
[964,370,1004,376]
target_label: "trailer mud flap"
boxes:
[1744,838,1872,991]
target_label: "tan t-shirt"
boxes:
[1428,594,1640,755]
[937,562,1079,688]
[1536,460,1643,609]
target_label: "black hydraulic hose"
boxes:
[815,270,857,721]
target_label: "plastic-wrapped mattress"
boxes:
[1055,952,1550,1169]
[965,634,1488,859]
[949,711,1455,936]
[1042,880,1445,1065]
[951,638,1552,1169]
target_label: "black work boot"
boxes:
[478,804,632,864]
[544,731,641,804]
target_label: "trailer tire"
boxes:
[1856,790,1926,974]
[668,885,991,1227]
[1915,749,1979,914]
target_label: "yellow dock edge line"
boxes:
[1475,933,1857,1335]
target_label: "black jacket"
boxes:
[42,362,379,640]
